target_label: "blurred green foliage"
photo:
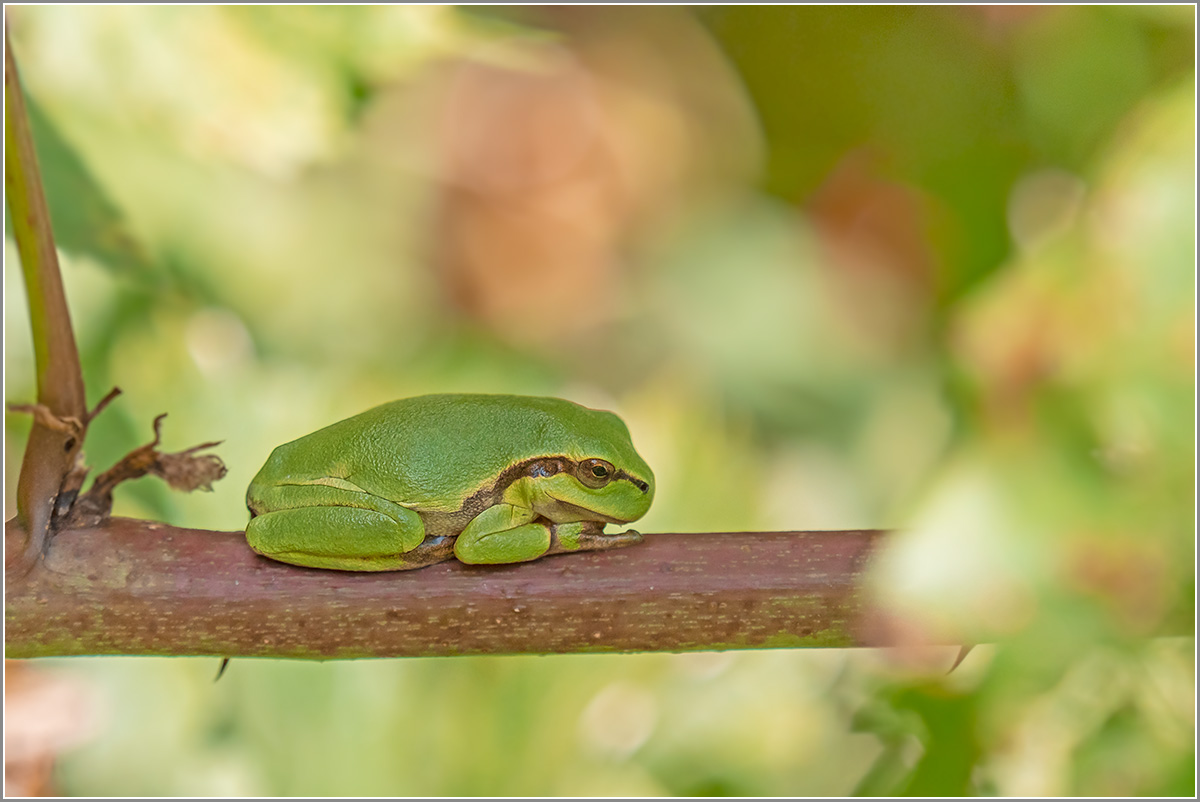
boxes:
[5,5,1193,796]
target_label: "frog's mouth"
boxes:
[538,496,629,525]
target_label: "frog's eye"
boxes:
[577,458,614,489]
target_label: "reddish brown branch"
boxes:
[5,519,897,659]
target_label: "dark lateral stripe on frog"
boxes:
[613,469,650,494]
[251,456,649,536]
[453,455,649,523]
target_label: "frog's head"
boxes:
[525,409,655,525]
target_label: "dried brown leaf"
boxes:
[62,415,226,528]
[152,450,228,493]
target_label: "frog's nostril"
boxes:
[634,479,649,493]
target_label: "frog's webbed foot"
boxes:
[546,520,643,556]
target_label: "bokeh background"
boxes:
[4,5,1194,796]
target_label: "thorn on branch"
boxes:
[86,386,122,424]
[62,414,228,529]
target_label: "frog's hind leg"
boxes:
[246,484,436,571]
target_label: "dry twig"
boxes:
[61,415,227,529]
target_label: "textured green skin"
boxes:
[245,394,655,571]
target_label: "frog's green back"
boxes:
[258,394,652,511]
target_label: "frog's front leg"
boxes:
[246,484,438,571]
[453,504,548,564]
[453,505,643,565]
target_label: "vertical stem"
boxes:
[4,23,88,570]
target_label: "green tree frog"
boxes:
[245,394,655,571]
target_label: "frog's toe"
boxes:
[548,522,643,555]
